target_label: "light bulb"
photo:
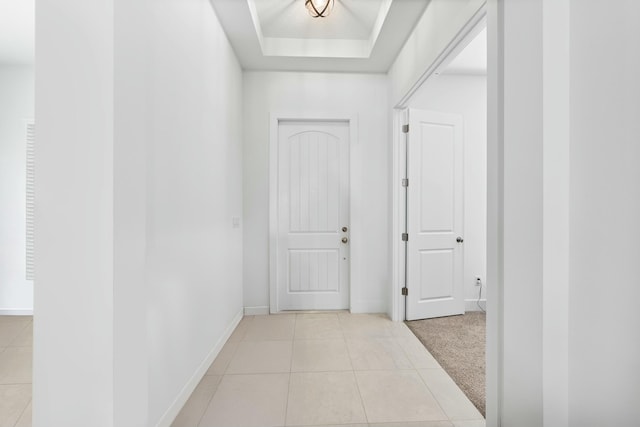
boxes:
[305,0,334,18]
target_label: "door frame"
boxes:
[389,4,498,425]
[391,9,487,323]
[269,112,359,314]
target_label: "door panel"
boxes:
[288,250,339,292]
[407,109,464,320]
[419,249,454,300]
[288,132,340,233]
[419,123,455,232]
[277,121,349,310]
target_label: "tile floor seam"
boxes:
[282,314,295,427]
[7,323,31,348]
[290,368,352,374]
[344,335,370,425]
[283,372,292,426]
[194,382,219,427]
[289,314,296,374]
[12,397,32,427]
[359,369,451,424]
[0,316,33,427]
[221,341,240,376]
[416,369,484,421]
[227,343,239,375]
[394,336,429,370]
[392,336,409,364]
[415,366,454,423]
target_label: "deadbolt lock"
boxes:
[342,226,348,232]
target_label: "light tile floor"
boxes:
[0,313,485,427]
[172,313,485,427]
[0,316,32,427]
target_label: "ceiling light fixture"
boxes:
[305,0,334,18]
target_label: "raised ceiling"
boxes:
[255,0,386,40]
[209,0,430,73]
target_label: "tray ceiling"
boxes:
[209,0,431,72]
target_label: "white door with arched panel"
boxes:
[276,120,350,311]
[406,109,465,320]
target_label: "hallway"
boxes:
[172,313,484,427]
[0,313,484,427]
[2,0,637,424]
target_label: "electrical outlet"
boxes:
[475,276,482,286]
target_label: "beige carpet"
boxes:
[405,312,486,417]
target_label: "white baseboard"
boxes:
[465,299,487,312]
[350,299,386,314]
[0,309,34,316]
[156,307,243,427]
[259,301,386,316]
[244,306,269,315]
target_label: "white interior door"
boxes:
[276,120,350,311]
[406,109,464,320]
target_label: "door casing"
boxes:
[391,12,487,323]
[269,112,359,314]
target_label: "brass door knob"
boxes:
[341,237,349,244]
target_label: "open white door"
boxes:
[406,109,464,320]
[276,120,350,311]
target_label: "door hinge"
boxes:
[402,287,408,296]
[402,124,409,133]
[402,178,409,187]
[402,233,409,242]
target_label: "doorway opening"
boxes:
[0,0,35,425]
[392,15,488,419]
[0,1,35,316]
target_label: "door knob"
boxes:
[341,237,349,244]
[456,237,464,243]
[342,226,348,232]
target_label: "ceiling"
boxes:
[441,28,487,75]
[0,0,34,64]
[256,0,385,40]
[0,0,484,74]
[209,0,430,73]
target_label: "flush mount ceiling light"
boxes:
[305,0,335,18]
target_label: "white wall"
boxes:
[243,71,389,314]
[35,0,243,425]
[491,0,640,425]
[35,0,116,424]
[0,65,34,314]
[568,1,640,425]
[407,74,487,311]
[496,1,547,425]
[388,0,485,106]
[144,1,243,424]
